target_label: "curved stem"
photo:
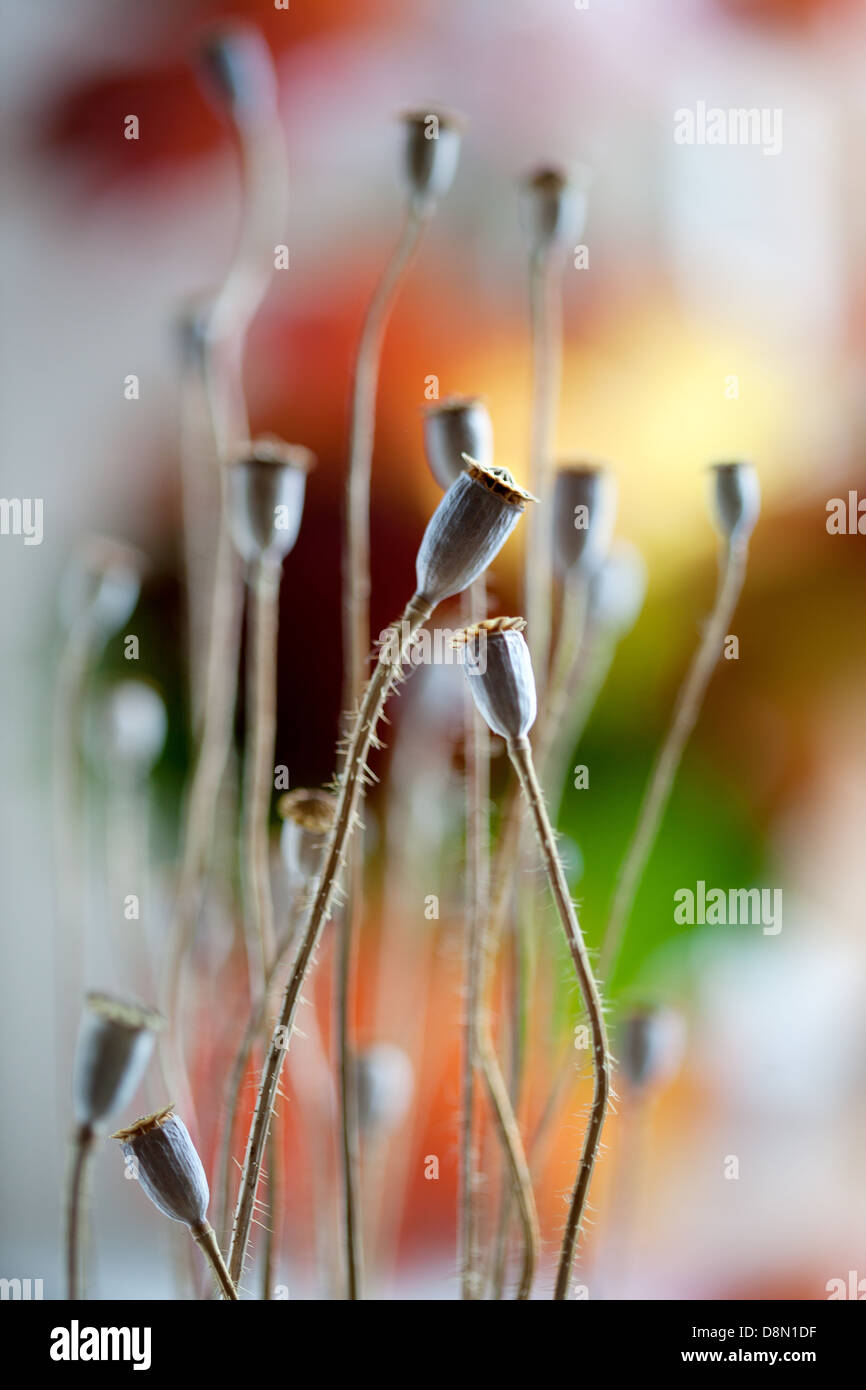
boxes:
[507,736,611,1301]
[228,595,432,1286]
[600,539,749,979]
[65,1124,95,1300]
[338,204,426,1299]
[476,1022,540,1300]
[192,1220,239,1300]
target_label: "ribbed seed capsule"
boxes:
[619,1006,686,1092]
[415,459,533,606]
[227,436,313,568]
[453,617,538,742]
[356,1044,414,1139]
[73,993,163,1133]
[113,1106,209,1229]
[520,165,589,257]
[400,109,464,211]
[423,397,494,491]
[708,461,761,544]
[277,788,338,885]
[553,463,617,579]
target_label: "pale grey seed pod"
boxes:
[227,436,313,568]
[708,461,761,545]
[520,165,590,258]
[589,541,648,635]
[114,1106,210,1230]
[400,109,464,211]
[620,1006,686,1092]
[277,788,338,885]
[197,23,279,128]
[454,617,537,742]
[415,459,533,607]
[423,397,494,491]
[553,463,617,579]
[356,1043,414,1139]
[99,679,167,778]
[73,993,163,1132]
[61,536,145,638]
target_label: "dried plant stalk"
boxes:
[339,204,426,1300]
[228,596,432,1285]
[507,736,611,1301]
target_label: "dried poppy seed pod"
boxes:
[114,1105,209,1229]
[400,109,464,211]
[454,617,537,743]
[227,436,313,568]
[197,23,279,128]
[415,459,533,607]
[278,788,338,885]
[553,463,617,579]
[620,1006,686,1093]
[589,541,647,635]
[423,397,494,491]
[73,993,163,1134]
[61,536,145,638]
[356,1044,414,1139]
[708,461,761,545]
[98,679,167,778]
[520,165,589,258]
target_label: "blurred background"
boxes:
[1,0,865,1300]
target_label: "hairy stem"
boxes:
[228,595,432,1285]
[192,1220,239,1301]
[338,203,426,1299]
[507,736,611,1301]
[65,1124,95,1300]
[600,538,749,979]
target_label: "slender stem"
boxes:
[216,914,299,1249]
[192,1221,239,1300]
[65,1124,95,1300]
[338,203,427,1299]
[335,850,364,1300]
[242,560,281,992]
[507,736,611,1301]
[161,490,243,1134]
[228,595,433,1286]
[525,247,563,698]
[600,539,749,979]
[476,1020,540,1299]
[164,107,286,1129]
[261,1125,279,1299]
[459,579,488,1299]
